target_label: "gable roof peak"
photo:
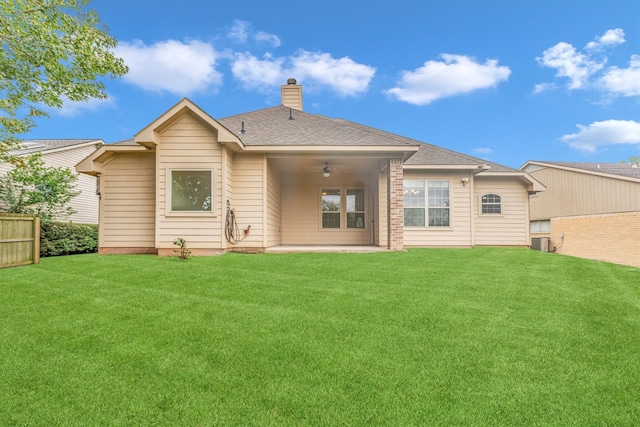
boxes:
[134,97,241,148]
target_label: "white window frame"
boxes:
[319,186,367,231]
[403,179,451,228]
[166,168,216,217]
[403,180,426,227]
[480,193,502,215]
[530,220,551,233]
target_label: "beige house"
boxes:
[1,139,103,224]
[77,80,543,255]
[521,161,640,268]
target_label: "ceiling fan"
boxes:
[322,162,333,177]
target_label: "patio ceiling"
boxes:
[269,156,383,175]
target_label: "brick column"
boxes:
[387,157,404,251]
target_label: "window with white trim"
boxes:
[403,180,425,227]
[321,189,341,228]
[321,187,366,230]
[346,189,366,229]
[403,180,450,227]
[530,220,550,233]
[481,193,502,214]
[170,169,213,212]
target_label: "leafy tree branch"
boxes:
[0,0,128,162]
[0,153,79,224]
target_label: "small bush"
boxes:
[173,237,191,260]
[40,222,98,257]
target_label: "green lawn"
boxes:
[1,248,639,426]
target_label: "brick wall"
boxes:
[547,212,640,268]
[387,158,404,251]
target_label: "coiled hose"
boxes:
[225,201,248,245]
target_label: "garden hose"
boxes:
[225,201,249,245]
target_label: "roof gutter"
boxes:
[403,164,491,172]
[478,170,546,193]
[76,144,151,176]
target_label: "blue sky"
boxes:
[26,0,640,168]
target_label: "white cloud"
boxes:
[473,148,493,155]
[384,54,511,105]
[255,31,281,48]
[116,40,222,95]
[290,51,376,96]
[232,52,285,87]
[228,20,250,43]
[535,28,639,98]
[227,20,280,47]
[52,96,116,117]
[560,119,640,153]
[598,54,640,97]
[536,42,603,90]
[586,28,625,50]
[533,82,557,94]
[231,50,376,96]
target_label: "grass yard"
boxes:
[1,248,639,426]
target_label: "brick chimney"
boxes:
[281,78,303,111]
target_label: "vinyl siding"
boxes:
[156,112,224,249]
[99,153,155,248]
[528,167,640,219]
[225,149,234,207]
[281,172,373,245]
[473,177,529,246]
[230,154,265,248]
[402,171,472,247]
[267,159,283,246]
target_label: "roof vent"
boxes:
[287,78,297,85]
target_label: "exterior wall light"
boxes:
[462,177,469,186]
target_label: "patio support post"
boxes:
[387,157,404,251]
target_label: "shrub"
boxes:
[173,237,191,260]
[40,222,98,257]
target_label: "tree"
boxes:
[0,153,79,224]
[0,0,128,162]
[620,156,640,165]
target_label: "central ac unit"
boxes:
[531,237,550,252]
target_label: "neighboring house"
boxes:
[520,161,640,268]
[0,139,103,224]
[77,79,543,255]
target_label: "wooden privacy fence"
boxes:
[0,213,40,268]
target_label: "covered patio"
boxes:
[265,245,390,253]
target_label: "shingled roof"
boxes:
[218,106,420,147]
[526,161,640,179]
[11,139,103,156]
[405,142,517,172]
[104,98,523,173]
[216,105,524,172]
